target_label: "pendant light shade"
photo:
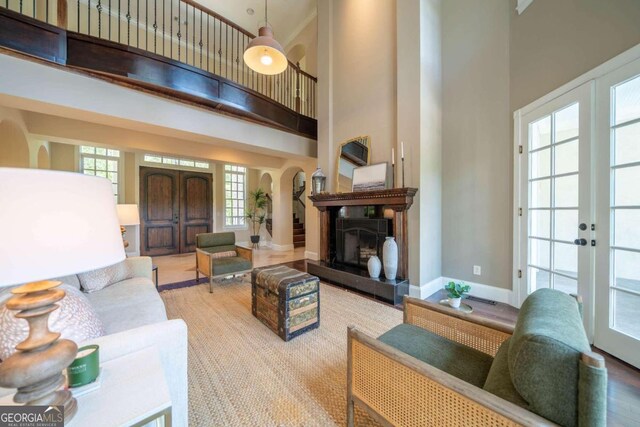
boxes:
[244,1,288,75]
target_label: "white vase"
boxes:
[367,255,382,278]
[448,297,462,308]
[382,236,398,280]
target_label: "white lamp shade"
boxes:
[0,168,126,287]
[116,204,140,226]
[243,26,288,75]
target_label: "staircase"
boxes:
[293,214,305,248]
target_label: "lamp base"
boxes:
[0,280,78,422]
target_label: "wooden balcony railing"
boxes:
[1,0,317,119]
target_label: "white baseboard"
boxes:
[441,277,513,305]
[304,250,319,260]
[270,243,294,251]
[409,276,443,299]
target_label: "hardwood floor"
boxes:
[281,260,640,426]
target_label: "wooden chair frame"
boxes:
[195,245,253,293]
[347,296,582,427]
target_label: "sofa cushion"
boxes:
[378,323,494,388]
[196,232,235,249]
[483,338,528,408]
[200,245,238,255]
[85,277,167,334]
[51,274,81,290]
[0,284,104,360]
[78,260,133,293]
[508,289,590,427]
[211,256,252,277]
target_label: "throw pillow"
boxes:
[210,250,237,259]
[78,260,133,293]
[0,284,105,361]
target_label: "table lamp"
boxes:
[116,204,140,249]
[0,168,125,421]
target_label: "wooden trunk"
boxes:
[251,266,320,341]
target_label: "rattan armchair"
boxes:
[347,296,606,426]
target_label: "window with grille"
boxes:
[80,146,120,200]
[143,154,210,169]
[224,165,246,227]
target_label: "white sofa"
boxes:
[0,257,188,427]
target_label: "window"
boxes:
[80,146,120,199]
[143,154,210,169]
[224,165,246,227]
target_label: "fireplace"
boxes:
[336,218,390,269]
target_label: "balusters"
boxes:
[97,0,102,38]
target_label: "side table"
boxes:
[152,264,159,289]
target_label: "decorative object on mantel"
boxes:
[0,168,125,422]
[391,147,396,188]
[444,281,471,308]
[311,168,326,195]
[367,255,382,279]
[352,163,387,192]
[382,236,398,280]
[401,141,405,188]
[243,0,287,75]
[336,136,370,193]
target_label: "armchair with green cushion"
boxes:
[195,232,253,293]
[347,289,607,427]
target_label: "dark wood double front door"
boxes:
[140,167,212,256]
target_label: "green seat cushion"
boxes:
[200,245,237,255]
[211,256,252,277]
[483,338,528,408]
[196,232,235,249]
[378,323,494,388]
[508,289,590,427]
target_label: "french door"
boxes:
[594,58,640,367]
[517,56,640,367]
[518,83,594,338]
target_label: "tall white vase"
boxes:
[383,236,398,280]
[367,255,382,279]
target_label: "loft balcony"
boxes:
[0,0,317,139]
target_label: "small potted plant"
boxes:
[246,188,268,248]
[444,281,471,308]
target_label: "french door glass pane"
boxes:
[554,274,578,295]
[613,290,640,339]
[614,74,640,125]
[614,166,640,206]
[554,140,579,175]
[529,267,550,291]
[614,250,640,291]
[530,116,551,150]
[555,175,579,207]
[614,122,640,166]
[530,148,551,179]
[554,210,578,242]
[530,238,550,269]
[555,103,580,141]
[554,242,578,278]
[530,179,551,208]
[614,209,640,249]
[530,210,550,239]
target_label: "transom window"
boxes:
[143,154,210,169]
[224,165,246,227]
[80,146,120,200]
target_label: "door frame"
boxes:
[513,43,640,338]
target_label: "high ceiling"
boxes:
[195,0,316,47]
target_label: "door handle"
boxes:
[578,223,587,231]
[574,238,587,246]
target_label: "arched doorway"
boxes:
[273,166,305,250]
[0,120,30,168]
[37,145,50,169]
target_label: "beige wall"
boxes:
[0,120,30,168]
[510,0,640,111]
[285,14,318,76]
[441,0,511,289]
[49,142,78,172]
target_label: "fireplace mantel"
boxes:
[309,188,418,290]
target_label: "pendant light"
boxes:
[243,0,288,75]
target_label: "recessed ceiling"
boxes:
[194,0,316,48]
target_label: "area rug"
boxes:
[160,278,403,426]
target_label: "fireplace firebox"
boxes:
[336,218,390,269]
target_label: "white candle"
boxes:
[391,148,395,165]
[401,141,404,159]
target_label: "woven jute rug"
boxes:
[160,278,402,426]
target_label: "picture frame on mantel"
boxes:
[352,163,388,192]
